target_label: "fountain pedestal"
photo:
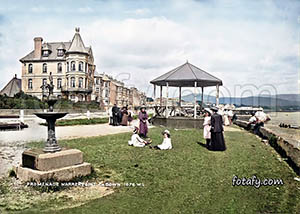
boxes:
[34,112,67,152]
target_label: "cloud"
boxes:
[125,8,151,16]
[78,7,94,13]
[0,0,298,96]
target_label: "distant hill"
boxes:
[181,94,300,108]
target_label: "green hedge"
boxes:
[0,92,101,110]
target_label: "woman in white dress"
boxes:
[203,109,212,148]
[224,109,230,126]
[128,127,151,147]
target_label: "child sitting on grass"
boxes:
[128,127,151,147]
[150,130,172,150]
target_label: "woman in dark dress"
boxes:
[120,106,128,126]
[210,107,226,151]
[138,107,148,138]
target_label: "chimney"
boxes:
[34,37,43,59]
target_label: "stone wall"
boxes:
[234,119,300,174]
[153,117,204,129]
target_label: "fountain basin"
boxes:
[34,112,68,120]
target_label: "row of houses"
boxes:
[0,28,146,109]
[93,73,146,108]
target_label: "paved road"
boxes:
[0,117,145,178]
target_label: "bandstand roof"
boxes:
[150,62,222,87]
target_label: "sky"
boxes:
[0,0,299,98]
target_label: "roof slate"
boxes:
[150,62,223,87]
[20,29,91,62]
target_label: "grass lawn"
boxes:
[40,117,109,126]
[15,126,300,213]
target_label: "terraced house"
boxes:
[20,28,96,102]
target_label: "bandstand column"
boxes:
[216,84,220,106]
[166,82,169,118]
[194,81,197,119]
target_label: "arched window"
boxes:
[28,79,33,89]
[42,63,47,73]
[78,77,83,88]
[71,77,76,88]
[28,64,33,74]
[57,78,62,89]
[71,61,76,71]
[42,78,47,86]
[57,63,62,73]
[79,61,83,71]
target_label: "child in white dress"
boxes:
[128,127,151,147]
[203,109,212,148]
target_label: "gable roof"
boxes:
[150,62,222,87]
[0,75,22,97]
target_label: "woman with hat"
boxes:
[210,107,226,151]
[203,108,212,149]
[150,130,172,150]
[138,107,149,138]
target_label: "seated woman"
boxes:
[128,127,151,147]
[150,130,172,150]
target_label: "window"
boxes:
[28,64,33,74]
[57,78,62,89]
[67,62,69,72]
[79,77,83,88]
[42,63,47,73]
[28,79,33,89]
[57,63,62,73]
[57,49,64,57]
[67,77,69,87]
[42,50,49,57]
[79,62,83,71]
[71,77,75,88]
[105,89,109,97]
[71,61,76,71]
[42,78,47,86]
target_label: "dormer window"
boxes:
[42,50,49,57]
[57,49,64,57]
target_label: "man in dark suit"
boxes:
[112,104,119,126]
[210,107,226,151]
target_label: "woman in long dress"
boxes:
[120,107,128,126]
[224,109,230,126]
[203,110,211,148]
[139,107,148,138]
[210,107,226,151]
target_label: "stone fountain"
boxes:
[16,73,91,182]
[34,72,67,152]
